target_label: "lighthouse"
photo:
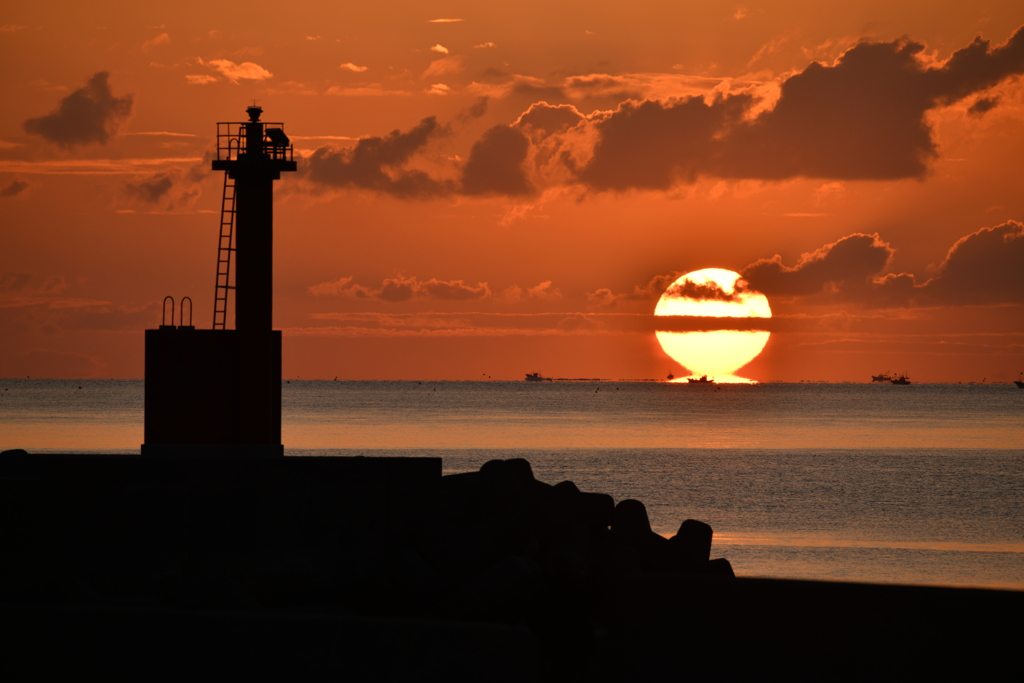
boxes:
[143,106,296,457]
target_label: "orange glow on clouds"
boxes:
[1,5,1022,381]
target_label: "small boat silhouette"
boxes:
[687,375,714,384]
[891,374,911,385]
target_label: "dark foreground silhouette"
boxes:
[1,451,1019,681]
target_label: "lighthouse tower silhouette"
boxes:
[143,106,296,456]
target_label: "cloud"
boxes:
[23,72,133,148]
[917,221,1024,305]
[292,28,1024,200]
[497,281,562,303]
[556,313,606,332]
[428,18,463,23]
[564,26,1024,191]
[142,32,170,51]
[339,62,368,72]
[419,278,491,301]
[423,55,464,78]
[124,174,173,203]
[325,85,411,97]
[186,74,218,85]
[121,155,209,210]
[0,180,29,198]
[460,96,489,121]
[576,95,752,190]
[475,42,496,49]
[527,281,562,300]
[0,272,33,293]
[430,44,449,54]
[664,279,746,302]
[743,233,894,297]
[586,289,617,308]
[740,222,1024,307]
[309,277,354,297]
[1,24,27,33]
[967,96,999,116]
[719,26,1024,181]
[586,272,682,308]
[206,59,273,83]
[461,124,533,195]
[515,102,585,137]
[305,117,454,198]
[310,274,490,302]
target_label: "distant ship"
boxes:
[525,372,552,382]
[891,374,911,385]
[687,375,714,384]
[871,373,891,382]
[1015,373,1024,389]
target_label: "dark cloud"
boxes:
[664,279,745,302]
[23,72,133,148]
[124,174,173,203]
[577,94,752,190]
[918,221,1024,305]
[556,313,606,332]
[587,272,683,308]
[419,278,491,300]
[462,96,489,121]
[295,28,1024,199]
[575,26,1024,189]
[479,67,510,82]
[0,272,32,292]
[306,117,455,198]
[0,180,29,198]
[743,233,894,297]
[740,222,1023,307]
[309,274,491,302]
[967,96,999,116]
[461,124,533,196]
[122,155,209,210]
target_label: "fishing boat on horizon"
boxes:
[687,375,714,384]
[891,374,911,385]
[525,372,553,382]
[871,373,892,382]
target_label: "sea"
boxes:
[2,378,1022,590]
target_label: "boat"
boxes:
[871,373,891,382]
[667,373,674,381]
[891,374,911,385]
[687,375,714,384]
[1015,373,1023,389]
[525,372,552,382]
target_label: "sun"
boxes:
[654,268,771,383]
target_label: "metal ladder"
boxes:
[212,172,236,329]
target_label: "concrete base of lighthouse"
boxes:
[143,327,282,456]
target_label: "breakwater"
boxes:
[1,451,1019,680]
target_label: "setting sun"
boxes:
[655,269,771,383]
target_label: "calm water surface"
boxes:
[2,379,1022,589]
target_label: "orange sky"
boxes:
[2,2,1023,382]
